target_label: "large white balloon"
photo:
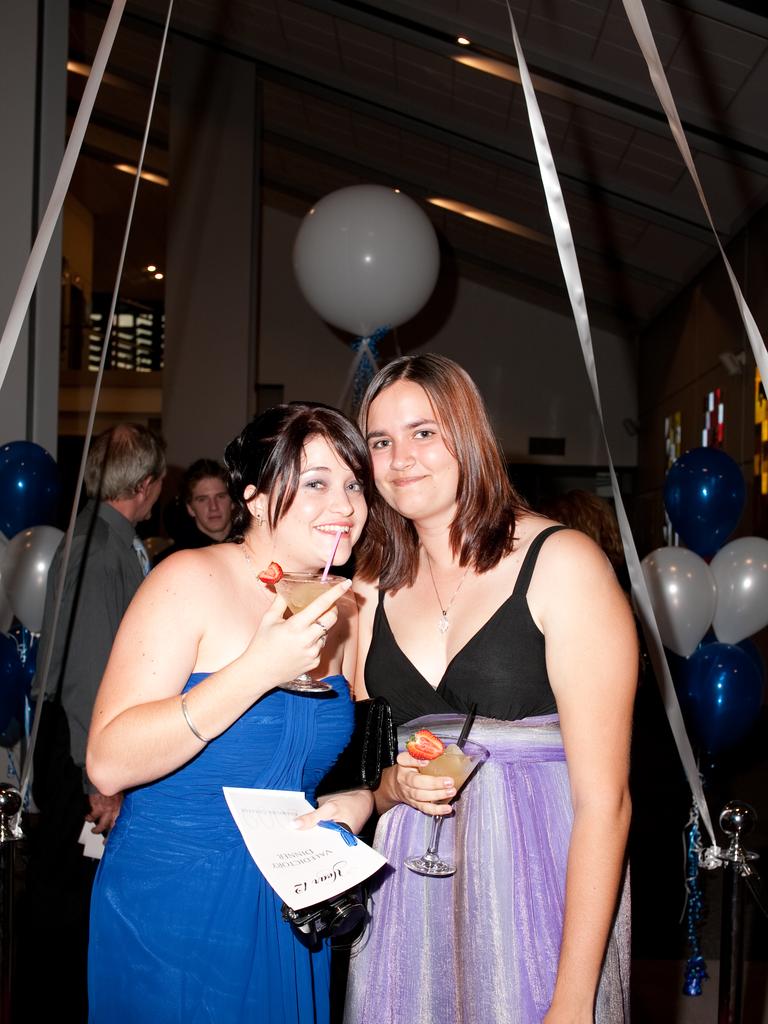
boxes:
[641,546,716,657]
[2,525,63,633]
[293,185,440,336]
[711,536,768,645]
[0,532,12,632]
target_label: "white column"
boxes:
[0,1,67,454]
[163,38,261,467]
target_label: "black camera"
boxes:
[281,885,367,947]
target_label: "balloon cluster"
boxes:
[642,447,765,755]
[0,441,62,742]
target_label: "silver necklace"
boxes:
[424,552,471,635]
[241,542,266,586]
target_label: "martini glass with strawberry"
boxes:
[404,729,488,877]
[257,559,347,694]
[275,571,347,693]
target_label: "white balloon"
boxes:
[711,536,768,645]
[2,525,63,633]
[293,185,440,336]
[641,546,716,657]
[0,532,12,632]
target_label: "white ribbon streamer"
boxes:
[19,0,175,803]
[621,0,768,388]
[0,0,127,394]
[505,3,716,846]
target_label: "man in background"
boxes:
[22,422,166,1023]
[156,457,232,562]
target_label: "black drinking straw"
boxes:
[456,703,478,750]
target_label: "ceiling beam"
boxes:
[325,0,768,158]
[77,0,725,245]
[263,126,682,296]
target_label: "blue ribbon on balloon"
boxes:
[683,808,708,997]
[0,630,30,741]
[348,326,390,415]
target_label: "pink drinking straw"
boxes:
[321,528,343,581]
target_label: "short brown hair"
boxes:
[355,354,529,589]
[181,459,227,505]
[224,402,372,542]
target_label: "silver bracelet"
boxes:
[181,695,210,743]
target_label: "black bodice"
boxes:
[364,526,565,727]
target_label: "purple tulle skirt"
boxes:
[344,714,630,1024]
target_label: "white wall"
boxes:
[259,204,637,466]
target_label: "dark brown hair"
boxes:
[355,354,529,588]
[224,403,372,542]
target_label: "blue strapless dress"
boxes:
[88,674,354,1023]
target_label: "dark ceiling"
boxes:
[67,0,768,332]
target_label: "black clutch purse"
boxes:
[316,697,397,795]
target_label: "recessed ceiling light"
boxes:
[67,61,139,92]
[146,264,157,273]
[114,163,169,187]
[153,272,164,280]
[457,36,471,46]
[427,197,551,246]
[393,188,401,194]
[452,54,521,85]
[67,61,91,78]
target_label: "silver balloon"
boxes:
[2,525,63,633]
[641,546,716,657]
[293,185,440,336]
[711,536,768,645]
[0,532,12,632]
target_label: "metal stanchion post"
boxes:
[0,785,23,1024]
[717,802,758,1024]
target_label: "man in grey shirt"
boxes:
[23,423,165,1022]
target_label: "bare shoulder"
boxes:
[521,516,613,578]
[140,544,236,605]
[524,519,628,630]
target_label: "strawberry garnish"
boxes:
[258,561,284,584]
[405,728,445,761]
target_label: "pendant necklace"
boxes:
[424,551,471,635]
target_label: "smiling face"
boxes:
[186,476,233,541]
[252,434,367,571]
[366,379,459,528]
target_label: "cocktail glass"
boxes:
[404,738,489,877]
[273,572,345,693]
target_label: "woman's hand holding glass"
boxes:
[384,751,456,815]
[240,578,352,695]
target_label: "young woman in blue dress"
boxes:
[86,403,374,1023]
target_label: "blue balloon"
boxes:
[674,641,763,754]
[0,440,60,537]
[663,447,745,559]
[0,632,27,734]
